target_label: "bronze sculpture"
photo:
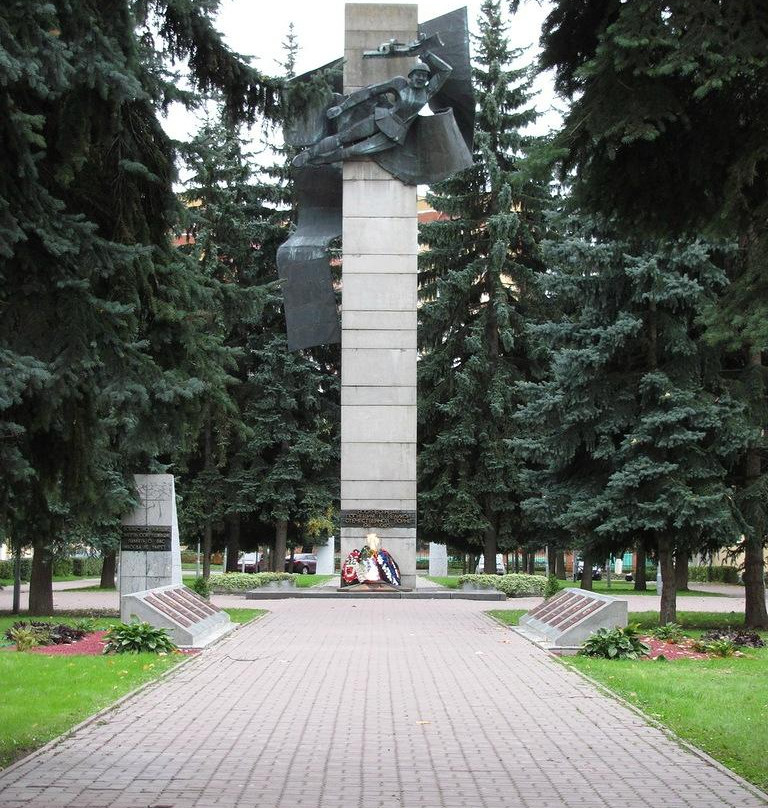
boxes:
[278,8,474,351]
[292,49,452,168]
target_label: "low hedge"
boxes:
[688,565,741,584]
[0,556,103,581]
[458,573,547,597]
[0,559,32,581]
[72,557,103,577]
[211,572,298,591]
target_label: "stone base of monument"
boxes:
[121,584,235,649]
[338,580,408,594]
[516,588,627,654]
[245,587,504,600]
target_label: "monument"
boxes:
[119,474,182,610]
[279,5,474,590]
[517,589,628,652]
[119,474,233,647]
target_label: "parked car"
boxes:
[574,559,602,581]
[475,554,506,575]
[238,552,262,573]
[285,553,317,574]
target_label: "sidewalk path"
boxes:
[0,599,764,808]
[0,576,756,615]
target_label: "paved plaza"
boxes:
[0,596,766,808]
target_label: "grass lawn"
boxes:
[425,575,725,597]
[569,648,768,791]
[0,607,265,769]
[553,578,726,597]
[424,576,460,589]
[296,574,334,588]
[0,649,181,769]
[488,608,767,791]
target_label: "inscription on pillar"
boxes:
[120,525,172,553]
[341,509,417,529]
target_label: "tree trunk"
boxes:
[274,520,288,573]
[580,550,594,591]
[482,527,497,574]
[674,549,689,591]
[743,350,768,626]
[547,546,557,577]
[226,514,241,572]
[634,541,647,591]
[202,417,213,581]
[520,550,528,574]
[12,536,22,615]
[29,537,53,615]
[743,533,768,628]
[100,550,116,588]
[555,551,566,580]
[202,522,212,580]
[658,537,677,625]
[527,553,535,574]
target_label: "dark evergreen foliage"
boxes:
[539,0,768,626]
[516,220,752,622]
[417,1,551,571]
[0,0,280,610]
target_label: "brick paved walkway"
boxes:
[0,600,765,808]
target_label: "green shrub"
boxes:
[458,573,547,597]
[72,557,103,576]
[72,617,99,633]
[5,621,86,649]
[7,626,45,651]
[52,557,74,577]
[103,621,177,654]
[0,559,32,581]
[544,574,560,599]
[688,565,741,584]
[580,624,650,659]
[651,622,685,643]
[693,637,738,657]
[188,577,211,599]
[212,572,298,591]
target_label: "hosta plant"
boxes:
[693,638,738,657]
[651,623,684,643]
[4,621,85,647]
[7,626,44,652]
[580,624,650,660]
[102,621,177,655]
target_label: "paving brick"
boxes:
[0,600,765,807]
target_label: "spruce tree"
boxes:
[0,1,280,611]
[540,0,768,627]
[418,0,550,573]
[174,114,272,578]
[516,221,751,623]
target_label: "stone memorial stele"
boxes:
[316,537,335,574]
[119,474,233,647]
[119,473,182,620]
[517,589,628,652]
[428,542,448,577]
[279,4,474,591]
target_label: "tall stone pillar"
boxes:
[340,4,418,590]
